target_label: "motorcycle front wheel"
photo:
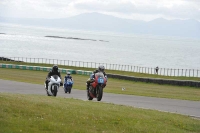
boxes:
[52,86,58,96]
[96,86,103,101]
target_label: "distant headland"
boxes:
[45,36,109,42]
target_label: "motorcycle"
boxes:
[87,72,107,101]
[44,75,61,97]
[63,79,73,94]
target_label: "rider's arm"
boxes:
[64,76,65,83]
[58,72,61,79]
[47,71,51,78]
[103,72,108,80]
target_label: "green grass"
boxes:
[1,61,200,81]
[0,68,200,101]
[1,93,200,133]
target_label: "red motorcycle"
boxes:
[87,72,107,101]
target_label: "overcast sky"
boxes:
[0,0,199,21]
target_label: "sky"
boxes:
[0,0,199,21]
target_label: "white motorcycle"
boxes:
[44,75,61,97]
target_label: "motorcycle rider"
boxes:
[64,72,73,87]
[45,65,62,90]
[86,65,107,90]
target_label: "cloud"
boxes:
[0,0,199,21]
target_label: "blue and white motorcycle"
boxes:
[63,79,73,94]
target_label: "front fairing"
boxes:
[50,75,61,84]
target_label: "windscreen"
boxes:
[95,72,104,78]
[52,75,59,79]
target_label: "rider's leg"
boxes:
[45,80,49,90]
[86,78,90,90]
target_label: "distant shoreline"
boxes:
[45,36,109,42]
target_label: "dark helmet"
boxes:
[98,65,105,72]
[52,65,58,72]
[67,72,71,75]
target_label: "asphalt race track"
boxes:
[0,79,200,118]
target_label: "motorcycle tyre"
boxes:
[68,87,71,94]
[97,86,103,101]
[53,86,57,97]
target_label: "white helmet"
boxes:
[98,65,105,72]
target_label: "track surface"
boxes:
[0,79,200,118]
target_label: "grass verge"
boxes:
[1,93,200,133]
[0,68,200,101]
[0,61,199,81]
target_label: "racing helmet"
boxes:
[52,65,58,72]
[67,72,71,75]
[98,65,105,72]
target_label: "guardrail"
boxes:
[1,57,200,77]
[0,64,93,75]
[1,63,200,87]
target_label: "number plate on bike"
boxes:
[98,78,104,83]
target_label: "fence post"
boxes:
[170,69,172,76]
[160,68,162,75]
[193,69,194,77]
[174,69,175,76]
[178,69,179,77]
[185,69,187,77]
[189,69,191,77]
[163,68,165,76]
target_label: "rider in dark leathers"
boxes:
[45,65,62,90]
[86,65,107,90]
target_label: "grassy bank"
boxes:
[1,93,200,133]
[0,61,199,81]
[0,68,200,101]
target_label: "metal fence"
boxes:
[1,57,200,77]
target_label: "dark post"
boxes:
[193,69,194,77]
[174,69,175,76]
[167,69,168,76]
[170,69,172,76]
[182,69,183,76]
[160,68,162,75]
[185,69,187,77]
[178,69,179,77]
[189,69,191,77]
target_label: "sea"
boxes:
[0,23,200,70]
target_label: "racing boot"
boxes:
[45,80,48,90]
